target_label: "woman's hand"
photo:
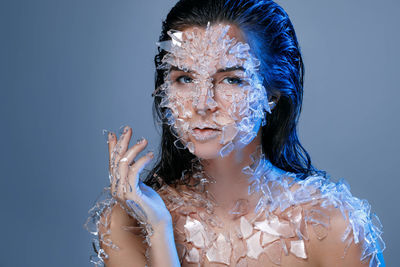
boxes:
[107,125,172,229]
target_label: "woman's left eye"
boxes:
[222,77,243,85]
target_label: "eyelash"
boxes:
[175,75,243,85]
[176,75,193,84]
[222,77,243,85]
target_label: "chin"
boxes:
[189,137,225,159]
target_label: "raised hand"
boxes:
[107,126,172,230]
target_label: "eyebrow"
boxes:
[216,66,245,73]
[169,65,245,73]
[170,66,193,73]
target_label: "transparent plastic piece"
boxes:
[86,143,385,267]
[153,145,385,266]
[154,23,271,157]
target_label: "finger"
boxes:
[108,132,117,170]
[126,152,154,195]
[123,137,148,165]
[110,157,120,197]
[109,126,132,201]
[110,161,127,200]
[115,152,132,197]
[110,169,117,197]
[114,126,132,161]
[113,138,147,196]
[115,168,126,199]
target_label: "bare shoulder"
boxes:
[306,205,368,267]
[98,202,147,267]
[295,175,384,267]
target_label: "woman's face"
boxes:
[158,23,271,159]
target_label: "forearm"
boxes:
[149,222,180,267]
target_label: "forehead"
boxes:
[181,23,246,43]
[167,23,250,75]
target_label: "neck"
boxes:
[202,130,264,209]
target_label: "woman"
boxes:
[85,0,385,266]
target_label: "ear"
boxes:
[268,91,281,111]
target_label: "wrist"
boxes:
[155,211,173,227]
[150,216,176,248]
[148,218,180,267]
[152,217,174,237]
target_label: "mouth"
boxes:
[191,127,221,141]
[194,126,221,131]
[193,127,221,133]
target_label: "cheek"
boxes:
[166,94,194,141]
[168,91,195,119]
[214,86,248,121]
[177,97,194,119]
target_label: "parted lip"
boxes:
[190,122,221,131]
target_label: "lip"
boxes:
[191,128,221,141]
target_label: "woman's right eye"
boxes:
[176,75,193,84]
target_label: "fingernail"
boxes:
[103,129,111,142]
[147,151,154,158]
[119,125,129,135]
[136,137,146,144]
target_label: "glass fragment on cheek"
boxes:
[173,118,190,137]
[212,111,235,126]
[220,123,239,145]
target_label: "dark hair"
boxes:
[145,0,324,188]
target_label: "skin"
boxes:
[163,23,278,214]
[98,24,370,267]
[104,127,179,267]
[165,24,262,159]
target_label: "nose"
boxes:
[195,85,218,115]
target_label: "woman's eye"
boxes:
[176,75,193,84]
[222,77,243,85]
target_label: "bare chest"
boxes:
[170,207,319,267]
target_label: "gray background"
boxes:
[1,0,398,266]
